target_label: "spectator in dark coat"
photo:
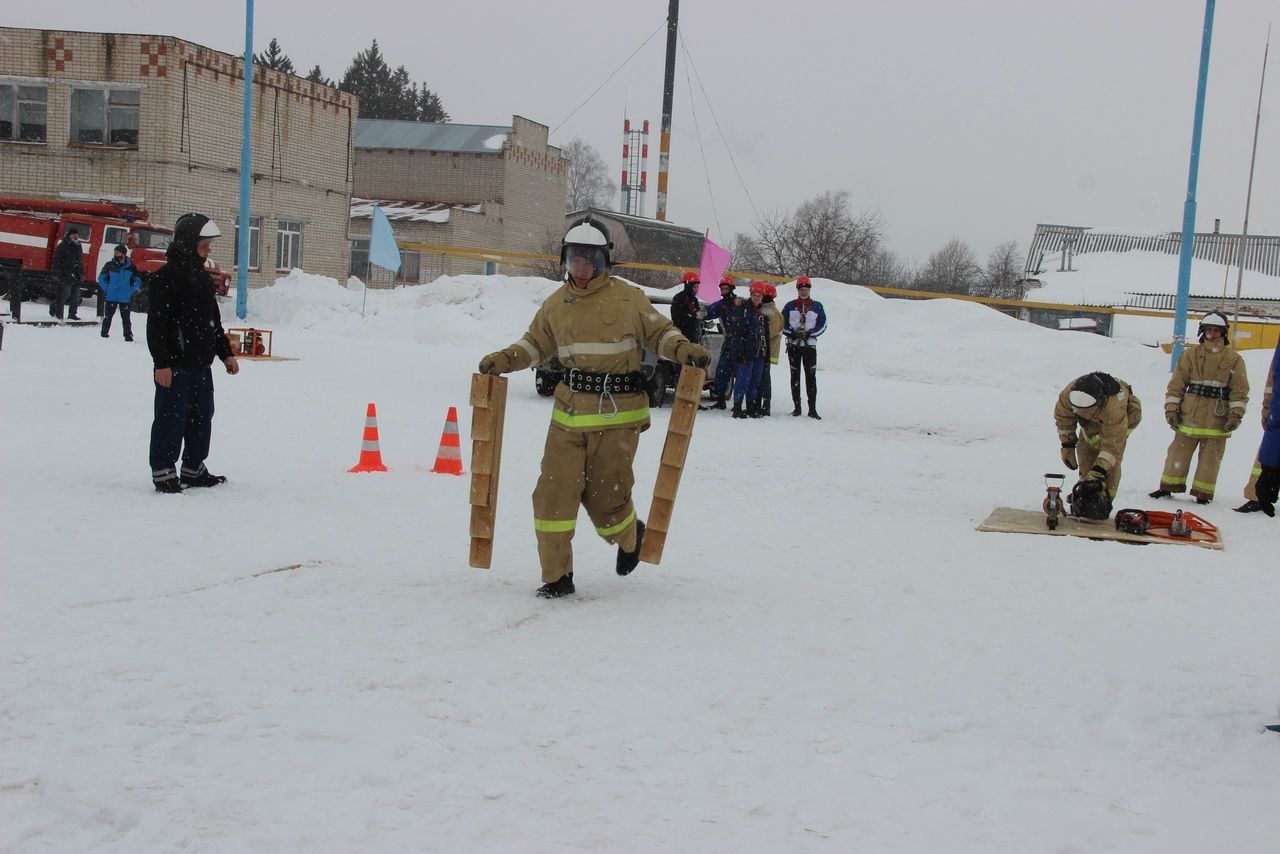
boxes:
[147,214,239,493]
[703,275,740,409]
[671,271,703,344]
[51,228,85,320]
[97,244,142,341]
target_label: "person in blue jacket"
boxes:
[781,275,828,419]
[703,274,741,410]
[723,282,769,418]
[97,244,142,341]
[1247,341,1280,517]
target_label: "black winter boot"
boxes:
[746,401,762,418]
[1149,489,1172,499]
[807,404,821,420]
[1234,500,1264,513]
[761,401,771,417]
[791,402,802,417]
[711,396,727,411]
[154,479,184,494]
[536,572,575,598]
[616,520,645,576]
[732,403,746,419]
[181,468,228,488]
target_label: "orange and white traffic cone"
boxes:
[349,403,389,473]
[430,406,464,475]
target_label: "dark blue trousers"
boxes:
[149,366,215,482]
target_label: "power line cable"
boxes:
[552,21,666,135]
[679,37,722,241]
[678,30,760,223]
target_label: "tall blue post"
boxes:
[236,0,254,320]
[1171,0,1215,368]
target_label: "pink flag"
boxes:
[696,237,731,303]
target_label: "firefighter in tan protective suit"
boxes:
[1235,350,1274,513]
[478,217,711,599]
[1054,371,1142,519]
[1150,312,1249,504]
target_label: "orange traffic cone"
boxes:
[430,406,464,475]
[349,403,389,473]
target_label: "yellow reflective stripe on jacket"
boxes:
[557,339,638,360]
[551,406,649,429]
[1177,425,1231,438]
[596,510,636,538]
[1081,432,1101,448]
[534,518,577,533]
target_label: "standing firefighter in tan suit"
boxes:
[478,217,711,599]
[1235,348,1275,514]
[1055,371,1143,520]
[1150,312,1249,504]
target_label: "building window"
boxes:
[0,82,48,142]
[350,239,418,283]
[398,251,420,283]
[70,86,140,146]
[276,220,302,271]
[234,216,262,270]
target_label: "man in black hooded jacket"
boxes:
[146,213,239,493]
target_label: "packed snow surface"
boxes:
[3,270,1279,852]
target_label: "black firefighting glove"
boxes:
[1060,444,1078,471]
[674,341,711,368]
[1255,465,1279,517]
[1076,477,1105,496]
[1165,409,1180,429]
[478,351,512,376]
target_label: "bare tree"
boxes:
[915,238,979,295]
[744,191,882,282]
[531,228,564,281]
[855,246,913,288]
[971,240,1026,299]
[563,138,617,212]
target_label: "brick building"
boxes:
[0,26,355,288]
[349,116,567,283]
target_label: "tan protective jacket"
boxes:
[764,302,784,364]
[494,274,690,432]
[1165,341,1249,438]
[1054,379,1142,476]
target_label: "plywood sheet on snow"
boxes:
[976,507,1223,550]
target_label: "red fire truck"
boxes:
[0,196,230,308]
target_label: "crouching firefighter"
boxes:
[1055,371,1143,520]
[477,216,711,599]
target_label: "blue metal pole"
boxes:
[236,0,254,320]
[1171,0,1215,368]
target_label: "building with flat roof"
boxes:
[349,115,567,284]
[0,26,355,288]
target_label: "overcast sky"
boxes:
[11,0,1277,267]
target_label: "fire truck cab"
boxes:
[0,195,230,309]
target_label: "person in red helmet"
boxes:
[723,282,769,418]
[703,274,742,409]
[781,276,828,418]
[671,271,703,344]
[758,283,783,416]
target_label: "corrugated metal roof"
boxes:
[354,119,510,153]
[350,198,482,222]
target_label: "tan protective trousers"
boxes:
[1243,456,1263,501]
[1158,433,1226,501]
[532,425,641,582]
[1076,440,1123,498]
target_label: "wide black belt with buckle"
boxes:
[565,369,647,393]
[1184,383,1228,400]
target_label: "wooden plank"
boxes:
[976,507,1224,550]
[638,366,705,565]
[468,374,507,568]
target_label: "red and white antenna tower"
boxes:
[620,118,650,217]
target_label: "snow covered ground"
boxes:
[3,271,1279,852]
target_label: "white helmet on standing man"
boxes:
[560,216,613,280]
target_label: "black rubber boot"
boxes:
[154,480,184,494]
[616,520,645,576]
[1195,496,1212,505]
[1149,489,1172,499]
[536,572,575,598]
[732,403,746,419]
[1234,500,1264,513]
[711,396,727,410]
[746,401,762,418]
[807,405,821,420]
[791,403,802,417]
